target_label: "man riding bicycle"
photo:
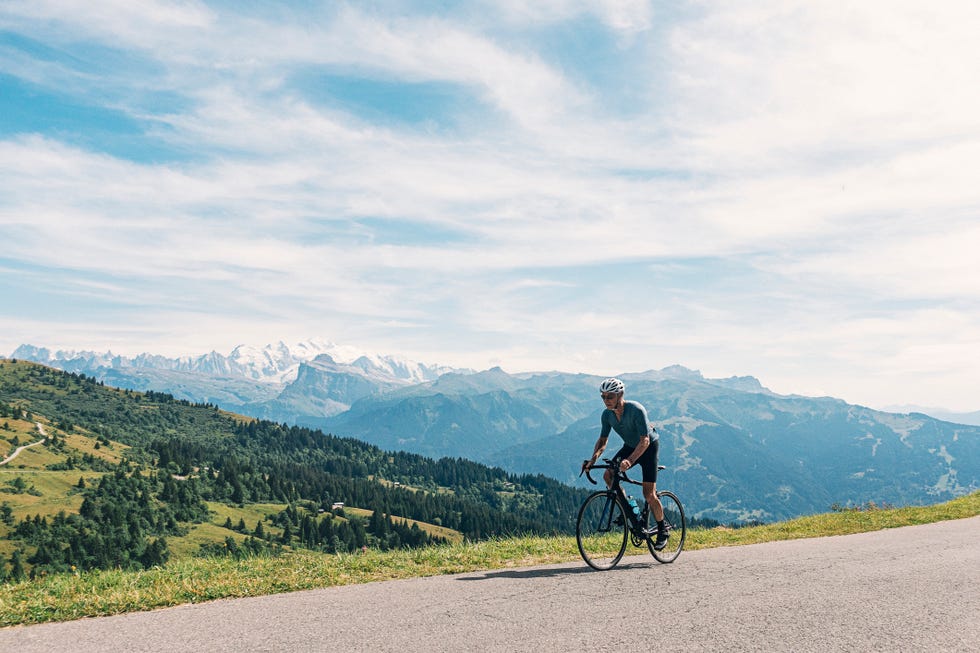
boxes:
[582,377,669,550]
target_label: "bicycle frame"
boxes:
[582,460,657,531]
[577,458,686,568]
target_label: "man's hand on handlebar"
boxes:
[580,459,599,485]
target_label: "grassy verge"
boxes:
[2,490,978,628]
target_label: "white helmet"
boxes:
[599,377,625,394]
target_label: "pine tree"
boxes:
[231,476,245,505]
[9,549,25,581]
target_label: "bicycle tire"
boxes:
[576,491,628,570]
[649,490,686,563]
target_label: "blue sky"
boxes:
[1,1,978,411]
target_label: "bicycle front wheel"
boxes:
[576,491,628,570]
[650,490,686,563]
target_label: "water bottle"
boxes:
[627,495,641,518]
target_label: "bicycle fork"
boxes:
[596,494,617,533]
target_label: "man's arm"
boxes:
[619,434,649,472]
[584,436,608,471]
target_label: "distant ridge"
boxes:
[8,342,979,522]
[881,404,980,427]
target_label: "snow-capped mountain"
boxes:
[10,340,456,386]
[9,341,463,418]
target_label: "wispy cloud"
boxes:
[1,1,978,410]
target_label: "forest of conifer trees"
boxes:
[1,360,598,580]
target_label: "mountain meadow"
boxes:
[1,358,979,626]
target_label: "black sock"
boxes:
[657,520,665,532]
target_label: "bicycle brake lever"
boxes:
[582,463,598,485]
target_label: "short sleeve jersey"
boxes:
[600,400,657,448]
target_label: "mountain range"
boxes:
[10,342,979,522]
[11,341,460,418]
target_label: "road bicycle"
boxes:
[576,458,686,570]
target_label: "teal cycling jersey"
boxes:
[600,400,657,448]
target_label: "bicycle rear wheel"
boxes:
[576,491,628,570]
[649,490,686,563]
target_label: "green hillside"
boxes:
[0,359,591,580]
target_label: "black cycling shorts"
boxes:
[614,438,659,484]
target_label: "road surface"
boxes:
[2,516,978,652]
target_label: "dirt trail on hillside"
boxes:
[0,423,46,466]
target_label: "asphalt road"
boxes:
[3,516,978,652]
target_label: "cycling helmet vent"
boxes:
[599,378,625,394]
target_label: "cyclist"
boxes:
[582,377,669,550]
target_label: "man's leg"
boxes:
[642,481,670,549]
[642,481,664,522]
[603,468,614,489]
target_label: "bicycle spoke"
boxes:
[650,490,686,563]
[576,491,628,570]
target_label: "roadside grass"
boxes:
[685,490,980,550]
[2,490,977,628]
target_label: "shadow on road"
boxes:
[456,560,655,581]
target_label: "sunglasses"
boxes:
[600,393,622,401]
